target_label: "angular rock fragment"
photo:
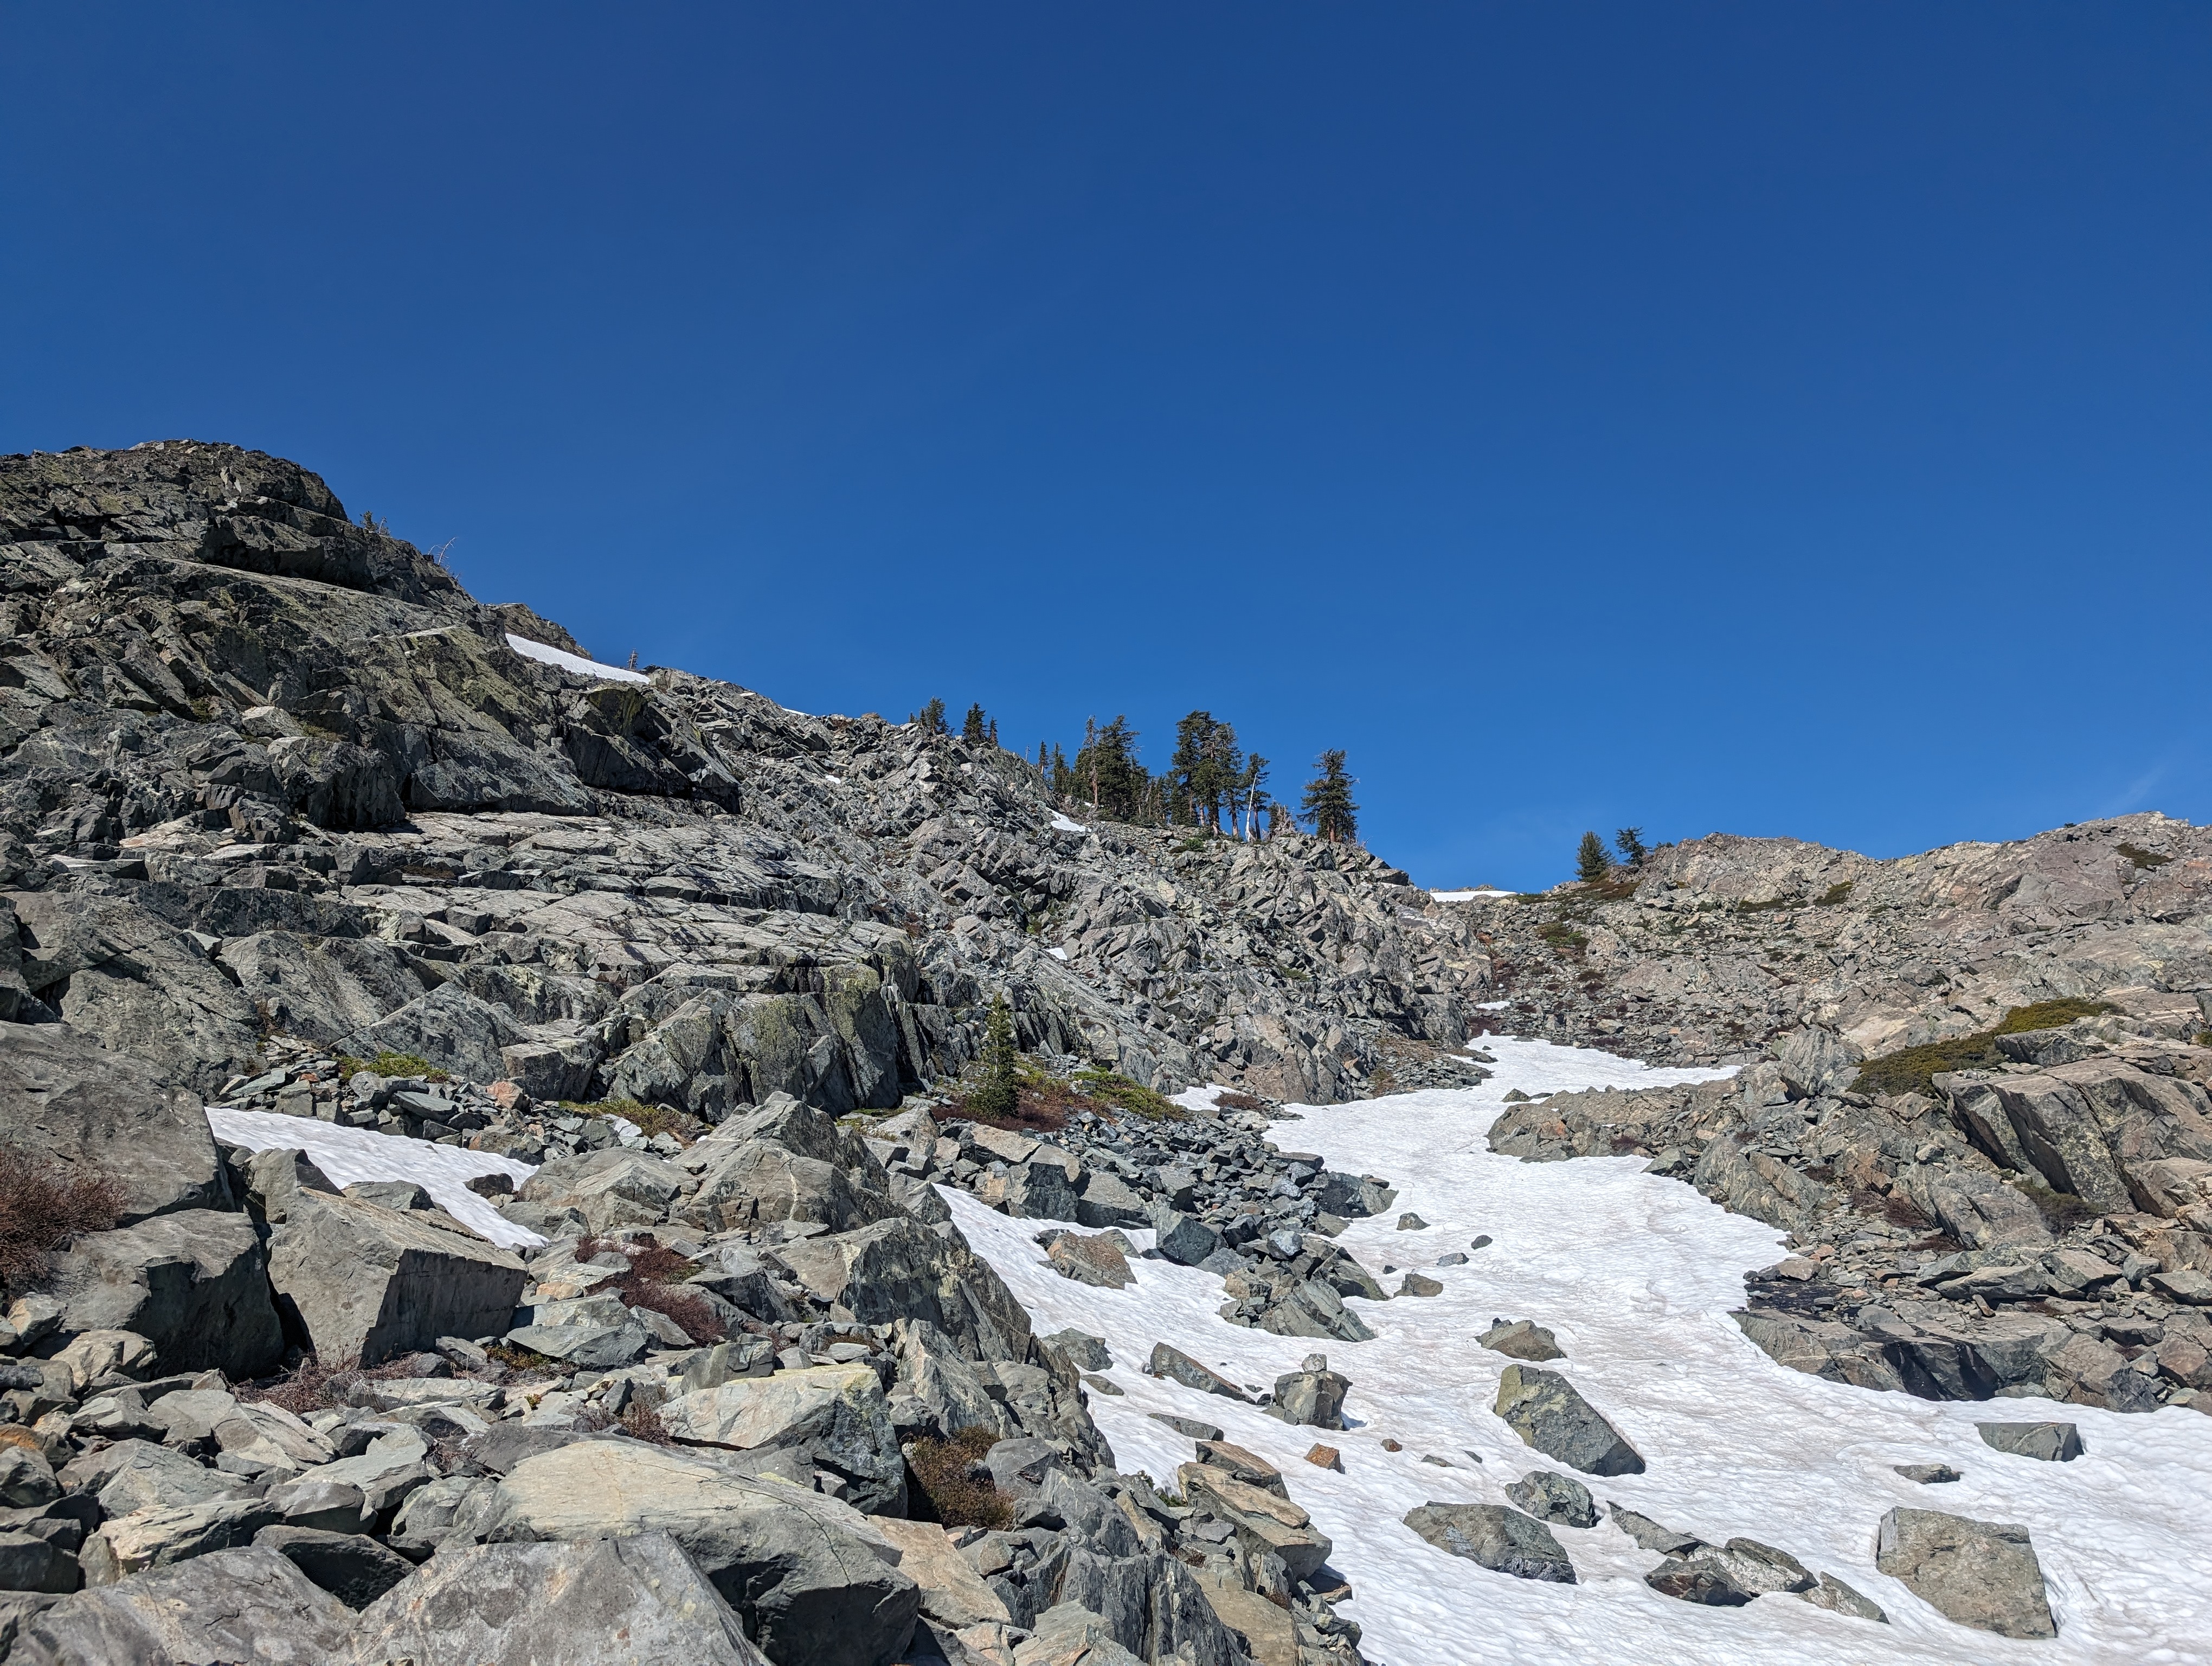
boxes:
[1402,1503,1576,1583]
[659,1363,906,1515]
[1479,1319,1564,1362]
[12,1546,351,1665]
[1874,1507,2056,1639]
[1146,1344,1249,1402]
[1977,1421,2082,1463]
[1503,1469,1596,1528]
[1492,1365,1644,1476]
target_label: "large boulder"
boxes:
[681,1140,897,1235]
[659,1364,906,1515]
[480,1439,919,1666]
[773,1215,1032,1363]
[520,1148,687,1234]
[1267,1357,1349,1430]
[260,1178,526,1366]
[45,1210,282,1378]
[342,1532,771,1665]
[251,1526,413,1610]
[1401,1503,1576,1584]
[1491,1365,1644,1476]
[0,1021,227,1222]
[1875,1507,2056,1639]
[11,1546,352,1664]
[339,983,524,1084]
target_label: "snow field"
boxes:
[205,1106,544,1250]
[947,1035,2212,1666]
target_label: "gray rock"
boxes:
[342,1180,434,1212]
[774,1215,1034,1364]
[340,982,525,1083]
[1776,1027,1865,1099]
[0,1532,75,1595]
[1874,1507,2056,1639]
[480,1439,919,1666]
[261,1185,526,1367]
[659,1364,905,1516]
[252,1525,413,1609]
[344,1532,770,1665]
[1894,1463,1962,1484]
[46,1210,283,1379]
[1150,1209,1225,1268]
[70,1440,249,1517]
[1492,1365,1644,1476]
[1074,1171,1149,1230]
[1176,1462,1332,1584]
[1645,1557,1753,1606]
[1396,1212,1429,1231]
[81,1494,282,1583]
[1146,1344,1249,1402]
[525,1147,691,1233]
[1147,1413,1224,1442]
[1699,1537,1815,1596]
[1478,1318,1564,1361]
[1977,1421,2083,1462]
[1803,1571,1889,1623]
[0,1021,228,1222]
[504,1320,652,1370]
[1040,1330,1112,1373]
[1401,1503,1576,1583]
[1502,1469,1596,1528]
[11,1546,351,1664]
[1397,1272,1443,1297]
[0,1449,57,1510]
[1266,1361,1349,1430]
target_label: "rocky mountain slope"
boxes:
[6,439,2212,1660]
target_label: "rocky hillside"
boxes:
[0,441,1496,1117]
[7,439,2212,1659]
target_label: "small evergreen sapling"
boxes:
[1614,826,1648,869]
[1576,831,1611,883]
[970,993,1020,1118]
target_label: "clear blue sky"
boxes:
[5,5,2206,888]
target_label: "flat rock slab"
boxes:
[341,1532,770,1665]
[1977,1421,2083,1463]
[1479,1319,1564,1362]
[1875,1507,2056,1639]
[1147,1343,1250,1401]
[1403,1503,1576,1584]
[1493,1364,1644,1476]
[12,1546,351,1664]
[1503,1469,1596,1528]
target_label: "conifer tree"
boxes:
[1577,830,1611,882]
[1300,750,1358,843]
[912,698,948,736]
[1614,826,1648,869]
[962,703,988,744]
[988,717,999,747]
[970,992,1020,1118]
[1238,754,1269,841]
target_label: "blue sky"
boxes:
[4,5,2206,888]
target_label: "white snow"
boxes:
[1430,888,1515,901]
[503,633,652,685]
[947,1034,2212,1666]
[205,1107,545,1250]
[1047,946,1070,961]
[1051,813,1089,834]
[1475,999,1513,1010]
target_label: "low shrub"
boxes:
[2011,1175,2093,1232]
[0,1145,125,1292]
[336,1051,445,1082]
[243,1352,426,1417]
[905,1426,1011,1529]
[1817,881,1855,906]
[2117,842,2174,870]
[1213,1090,1267,1113]
[1854,999,2118,1097]
[1071,1069,1183,1120]
[577,1234,724,1344]
[562,1099,698,1144]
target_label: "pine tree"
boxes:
[912,698,948,736]
[1073,716,1146,821]
[1300,750,1358,843]
[987,717,999,747]
[1614,826,1648,869]
[1577,830,1611,882]
[962,703,988,744]
[970,992,1020,1118]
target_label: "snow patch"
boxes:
[1431,888,1515,901]
[1047,946,1070,961]
[951,1034,2212,1665]
[503,634,652,685]
[205,1107,544,1250]
[1051,813,1089,834]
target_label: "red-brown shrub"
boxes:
[0,1145,125,1291]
